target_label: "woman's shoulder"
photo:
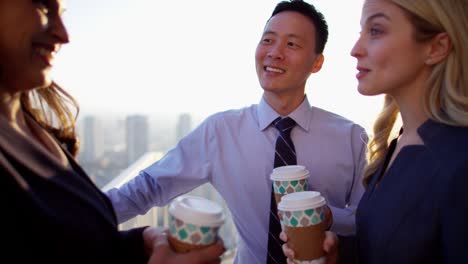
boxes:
[421,121,468,170]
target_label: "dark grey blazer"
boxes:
[340,119,468,264]
[0,119,148,263]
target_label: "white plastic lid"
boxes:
[169,195,225,227]
[278,191,326,211]
[270,165,310,181]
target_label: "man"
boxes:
[107,1,366,263]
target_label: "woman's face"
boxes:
[350,0,431,98]
[0,0,68,93]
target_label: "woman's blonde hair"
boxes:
[20,82,80,157]
[363,0,468,186]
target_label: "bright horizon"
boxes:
[52,0,382,131]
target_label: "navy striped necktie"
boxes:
[267,117,296,264]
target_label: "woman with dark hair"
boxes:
[0,0,224,263]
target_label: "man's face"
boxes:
[255,11,323,97]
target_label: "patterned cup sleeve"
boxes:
[280,206,325,227]
[273,179,308,194]
[169,215,219,245]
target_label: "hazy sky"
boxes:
[53,0,382,131]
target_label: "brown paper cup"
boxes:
[168,235,212,253]
[279,191,328,263]
[284,221,327,260]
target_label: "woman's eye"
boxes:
[33,0,50,15]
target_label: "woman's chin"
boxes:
[357,86,380,97]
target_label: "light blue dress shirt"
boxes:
[107,96,367,263]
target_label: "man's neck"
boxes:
[263,92,305,116]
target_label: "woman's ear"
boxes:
[425,32,452,65]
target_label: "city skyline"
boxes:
[53,0,382,133]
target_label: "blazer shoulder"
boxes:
[423,123,468,170]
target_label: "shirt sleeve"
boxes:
[441,161,468,262]
[329,125,367,235]
[106,118,215,223]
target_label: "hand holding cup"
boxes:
[278,191,330,263]
[168,195,225,253]
[280,230,338,264]
[145,226,225,264]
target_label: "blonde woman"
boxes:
[281,0,468,263]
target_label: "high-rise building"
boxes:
[80,115,104,164]
[126,115,149,165]
[176,113,192,142]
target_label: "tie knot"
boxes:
[274,117,296,133]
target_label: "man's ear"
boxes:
[425,32,452,65]
[311,54,324,73]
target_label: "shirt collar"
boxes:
[257,95,313,131]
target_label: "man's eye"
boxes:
[287,42,300,48]
[370,28,382,36]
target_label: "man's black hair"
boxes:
[270,0,329,53]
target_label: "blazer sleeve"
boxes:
[441,161,468,263]
[119,227,149,263]
[338,235,358,264]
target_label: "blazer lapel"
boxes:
[0,120,64,180]
[0,121,116,226]
[369,147,435,250]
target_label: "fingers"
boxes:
[147,241,173,264]
[144,227,169,243]
[145,227,170,250]
[282,242,295,260]
[323,231,338,264]
[144,226,168,237]
[277,211,283,221]
[143,227,169,255]
[154,230,169,247]
[201,239,226,258]
[323,231,338,253]
[281,232,295,261]
[279,231,288,242]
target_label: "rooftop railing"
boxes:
[102,152,237,263]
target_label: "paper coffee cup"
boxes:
[278,191,327,264]
[270,165,310,205]
[168,195,225,253]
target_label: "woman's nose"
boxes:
[48,16,70,44]
[350,36,364,58]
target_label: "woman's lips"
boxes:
[356,67,370,80]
